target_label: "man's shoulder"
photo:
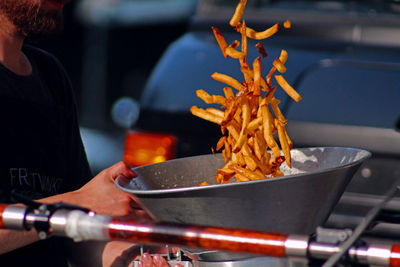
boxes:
[22,44,74,106]
[22,44,64,70]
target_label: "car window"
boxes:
[198,0,400,15]
[286,60,400,128]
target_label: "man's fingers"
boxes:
[153,254,170,267]
[141,253,155,267]
[107,161,137,181]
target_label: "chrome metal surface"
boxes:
[194,257,288,267]
[347,244,392,266]
[309,241,394,266]
[116,147,370,235]
[133,256,289,267]
[2,205,27,230]
[322,185,399,267]
[315,227,352,244]
[50,210,110,242]
[49,209,70,235]
[285,235,309,257]
[308,243,340,260]
[181,249,252,262]
[365,244,392,266]
[326,193,400,239]
[133,260,192,267]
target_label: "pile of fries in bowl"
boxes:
[190,0,302,184]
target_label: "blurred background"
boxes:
[33,0,197,127]
[30,0,198,173]
[29,0,400,188]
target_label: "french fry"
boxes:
[206,107,225,118]
[270,98,287,125]
[212,72,245,91]
[190,106,223,125]
[261,151,272,172]
[240,66,252,84]
[196,89,226,105]
[275,75,302,102]
[211,147,216,156]
[221,98,240,125]
[231,151,244,167]
[247,147,270,174]
[273,58,287,73]
[237,151,247,167]
[239,52,249,70]
[222,147,229,162]
[227,125,239,140]
[228,164,266,180]
[270,156,285,169]
[283,20,291,29]
[241,143,264,171]
[283,126,293,149]
[240,66,269,91]
[248,136,254,146]
[275,119,291,168]
[235,173,250,182]
[212,26,228,58]
[261,104,280,158]
[226,48,244,59]
[255,130,267,156]
[264,86,277,103]
[216,173,224,183]
[243,154,258,171]
[217,164,236,180]
[252,135,262,160]
[248,94,259,116]
[253,169,268,180]
[246,23,279,40]
[279,49,288,64]
[247,117,262,133]
[233,97,250,152]
[226,47,244,59]
[266,66,276,86]
[233,107,242,125]
[272,169,284,177]
[240,21,248,58]
[222,139,231,162]
[223,87,235,99]
[253,56,261,96]
[229,40,240,49]
[260,76,270,92]
[255,42,268,58]
[216,136,226,151]
[229,0,247,26]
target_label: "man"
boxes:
[0,0,149,266]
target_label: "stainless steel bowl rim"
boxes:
[116,146,371,195]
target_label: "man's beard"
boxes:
[0,0,63,37]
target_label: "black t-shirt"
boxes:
[0,45,93,266]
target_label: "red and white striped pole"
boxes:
[2,203,400,266]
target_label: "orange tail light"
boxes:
[124,131,177,167]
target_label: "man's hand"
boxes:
[70,161,139,217]
[102,242,184,267]
[41,161,150,219]
[138,253,184,267]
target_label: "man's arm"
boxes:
[0,229,41,254]
[41,161,139,217]
[0,161,140,254]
